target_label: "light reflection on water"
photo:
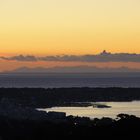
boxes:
[41,101,140,119]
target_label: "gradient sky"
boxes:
[0,0,140,71]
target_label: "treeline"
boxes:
[0,87,140,108]
[0,114,139,139]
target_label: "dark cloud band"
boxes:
[1,51,140,62]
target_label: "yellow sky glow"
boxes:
[0,0,140,56]
[0,0,140,71]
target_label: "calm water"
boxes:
[0,73,140,88]
[42,102,140,119]
[1,73,140,118]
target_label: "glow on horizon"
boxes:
[0,60,140,72]
[0,0,140,56]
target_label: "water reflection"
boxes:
[40,101,140,118]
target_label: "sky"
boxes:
[0,0,140,71]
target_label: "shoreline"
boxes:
[0,87,140,139]
[0,87,140,108]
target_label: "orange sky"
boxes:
[0,0,140,71]
[0,0,140,55]
[0,60,140,72]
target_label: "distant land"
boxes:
[2,66,140,73]
[1,50,140,62]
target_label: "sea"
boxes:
[0,73,140,88]
[1,72,140,118]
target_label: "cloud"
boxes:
[0,55,37,62]
[1,50,140,62]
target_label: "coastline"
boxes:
[0,87,140,108]
[0,87,140,139]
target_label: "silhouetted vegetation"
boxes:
[0,113,139,139]
[0,88,140,139]
[0,87,140,108]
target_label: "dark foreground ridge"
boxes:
[0,87,140,108]
[0,106,140,139]
[0,99,140,140]
[0,88,140,139]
